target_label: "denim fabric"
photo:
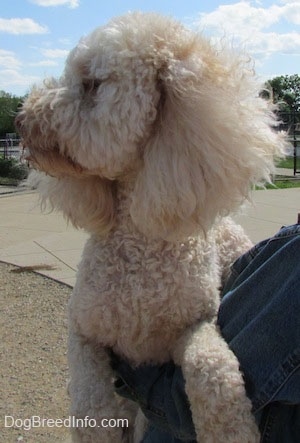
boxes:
[111,224,300,443]
[111,357,196,441]
[218,224,300,442]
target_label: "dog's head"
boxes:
[16,12,288,239]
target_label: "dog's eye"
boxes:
[82,79,102,93]
[93,79,102,89]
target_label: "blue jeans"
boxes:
[111,225,300,442]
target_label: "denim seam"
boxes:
[144,404,166,418]
[260,403,279,443]
[172,429,196,441]
[252,349,300,412]
[114,377,166,418]
[229,238,270,278]
[271,225,300,240]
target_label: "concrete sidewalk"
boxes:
[0,187,299,287]
[0,190,88,287]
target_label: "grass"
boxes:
[276,156,297,169]
[256,180,300,190]
[0,156,29,185]
[274,156,300,188]
[271,180,300,189]
[0,176,20,186]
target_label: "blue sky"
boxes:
[1,0,299,96]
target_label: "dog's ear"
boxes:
[130,43,288,240]
[28,171,115,235]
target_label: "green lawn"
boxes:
[276,157,296,169]
[0,177,20,186]
[256,180,300,190]
[272,180,300,189]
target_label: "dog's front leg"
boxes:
[172,322,260,443]
[68,327,136,443]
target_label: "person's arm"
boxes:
[109,350,196,441]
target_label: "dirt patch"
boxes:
[0,262,72,442]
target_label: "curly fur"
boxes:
[16,12,288,443]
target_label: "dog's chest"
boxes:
[70,233,220,363]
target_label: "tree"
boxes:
[0,90,24,138]
[265,75,300,113]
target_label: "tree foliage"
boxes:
[0,90,24,138]
[265,74,300,113]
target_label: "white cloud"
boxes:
[0,18,48,35]
[40,48,69,58]
[29,60,58,67]
[197,1,281,35]
[282,2,300,24]
[30,0,79,8]
[0,69,40,94]
[250,31,300,55]
[0,51,42,94]
[0,50,21,69]
[58,37,72,46]
[195,1,300,56]
[0,50,59,95]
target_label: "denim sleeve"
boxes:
[110,351,196,441]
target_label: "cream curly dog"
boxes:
[16,12,287,443]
